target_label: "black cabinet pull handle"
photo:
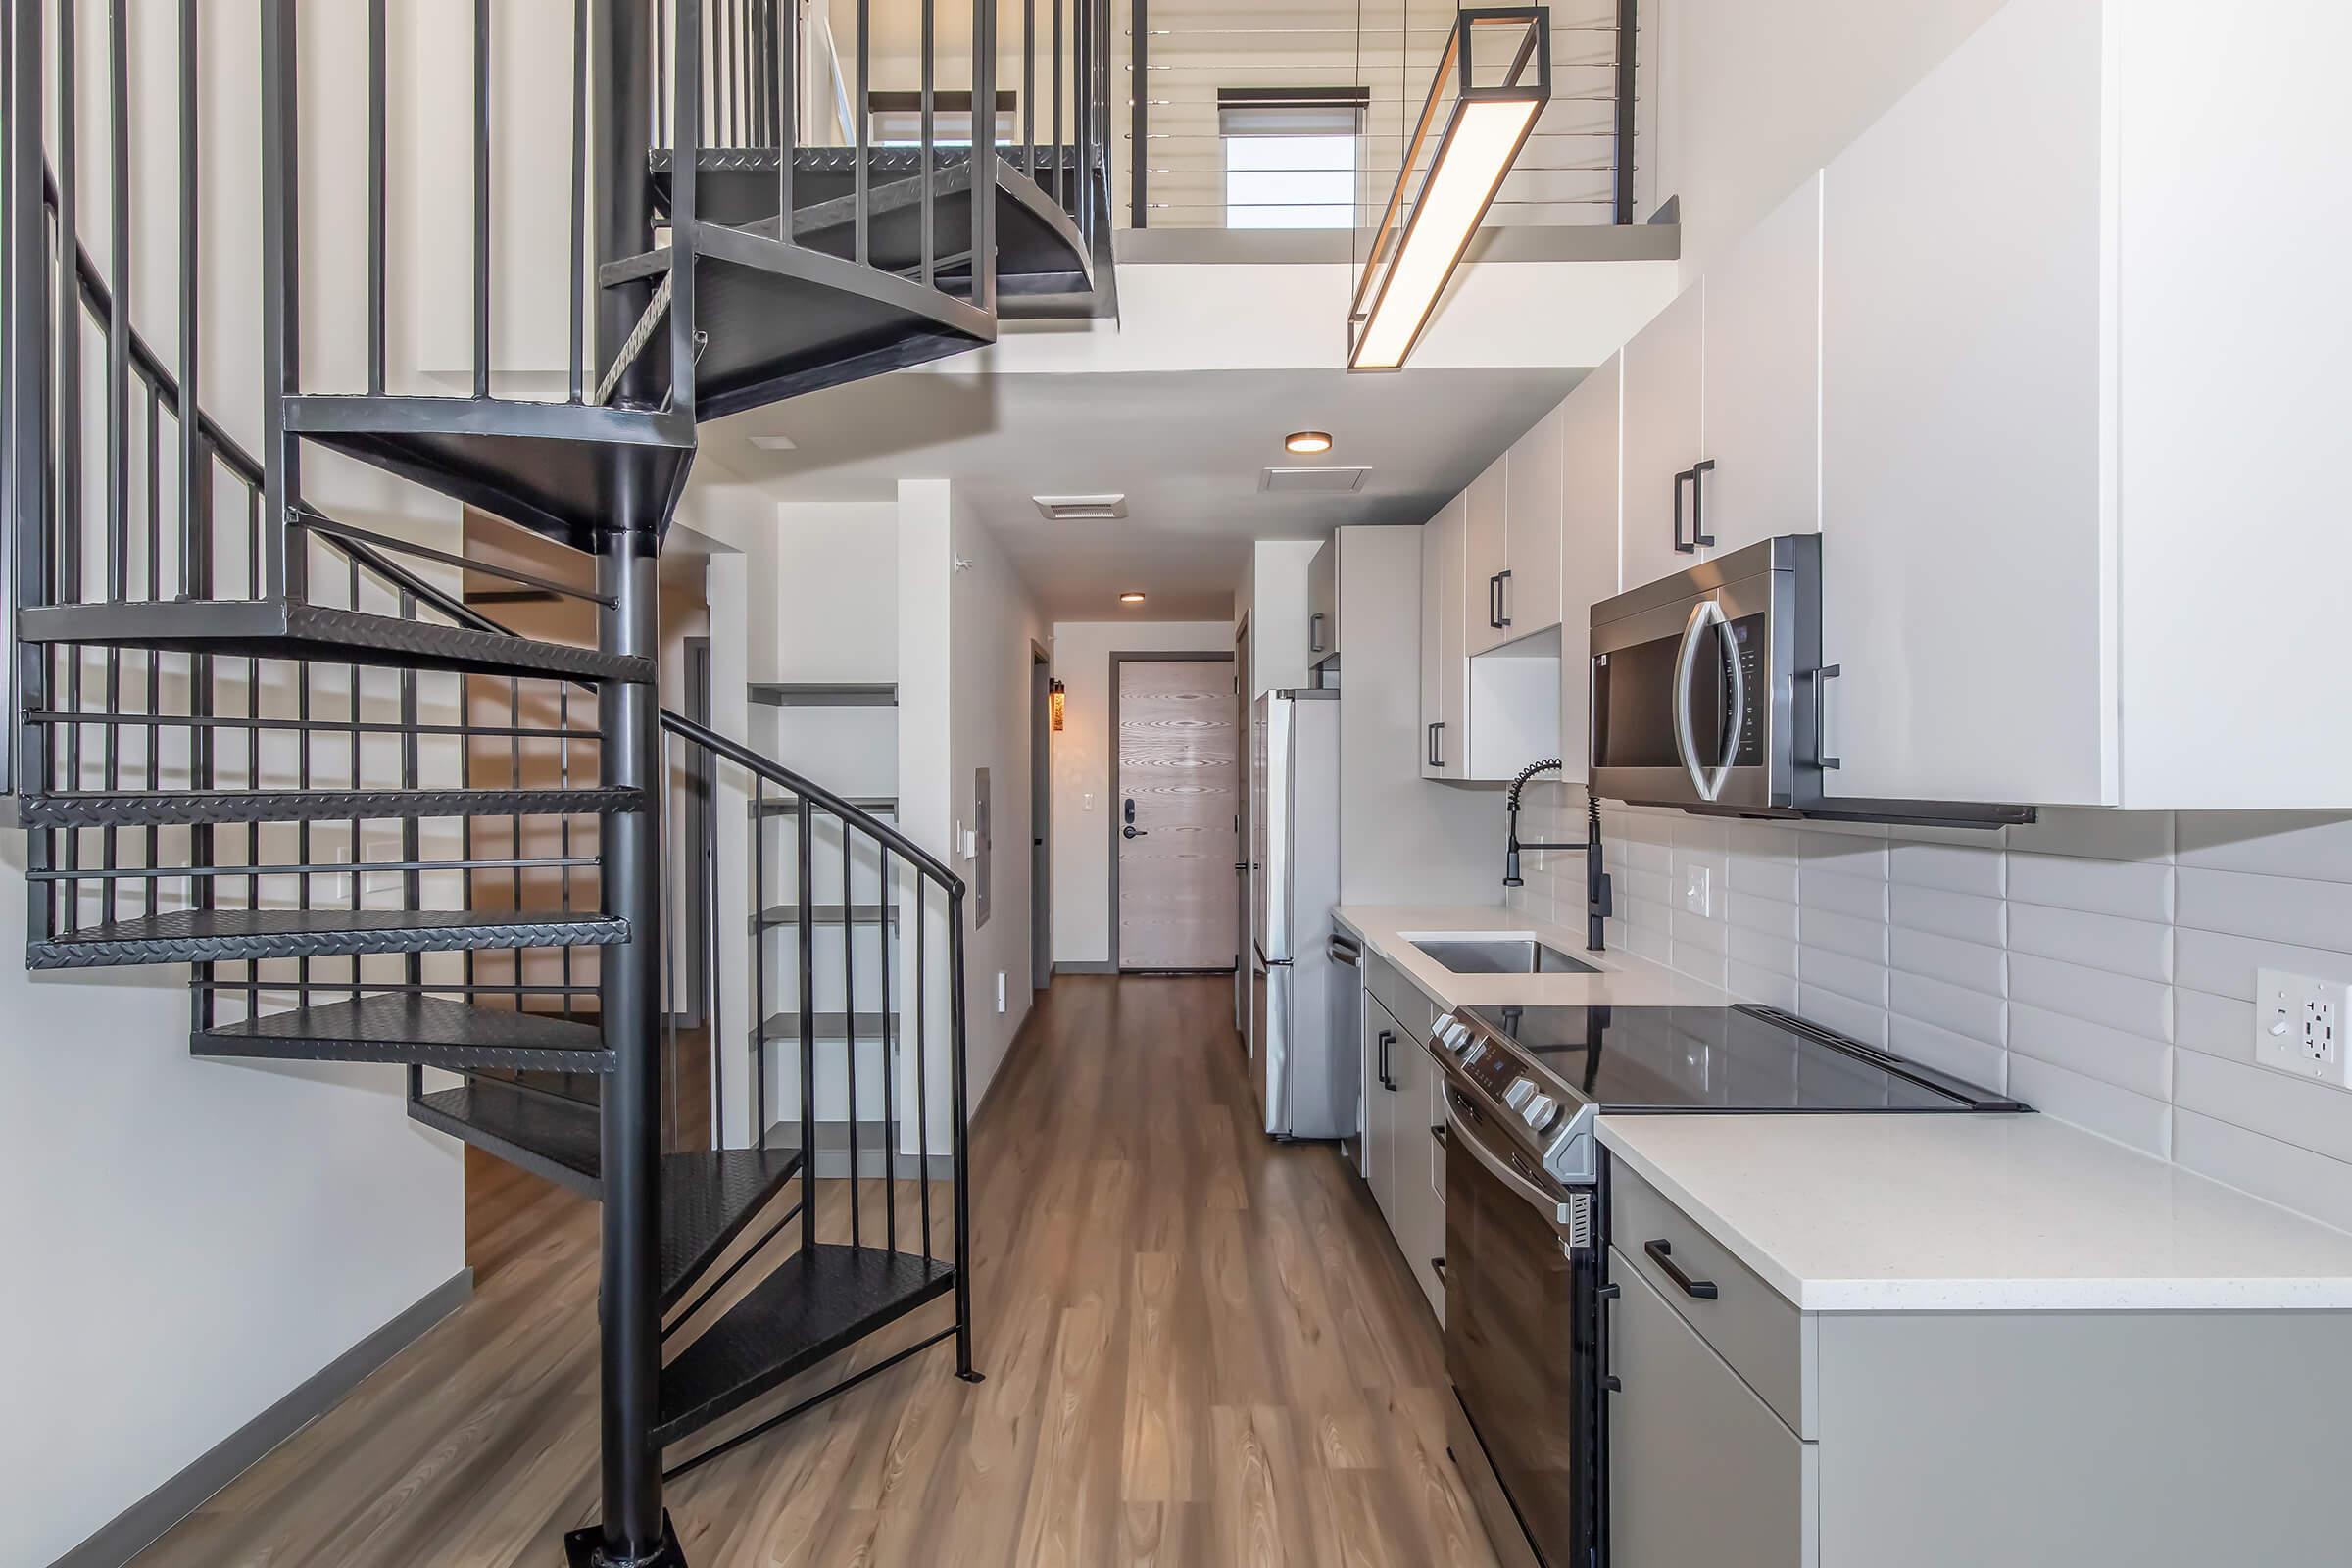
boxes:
[1309,612,1326,654]
[1644,1238,1719,1300]
[1804,664,1844,770]
[1427,721,1445,770]
[1378,1028,1396,1090]
[1494,568,1512,629]
[1690,458,1717,549]
[1431,1256,1447,1284]
[1673,466,1697,553]
[1430,1124,1447,1147]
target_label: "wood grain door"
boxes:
[1116,658,1239,970]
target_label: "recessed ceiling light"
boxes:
[1119,592,1148,604]
[746,432,799,451]
[1285,430,1334,455]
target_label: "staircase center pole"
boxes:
[578,5,680,1559]
[584,527,678,1567]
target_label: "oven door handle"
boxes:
[1672,596,1733,803]
[1449,1096,1580,1237]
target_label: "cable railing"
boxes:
[1122,1,1642,230]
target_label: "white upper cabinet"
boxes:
[1461,457,1510,657]
[1557,354,1622,776]
[1619,282,1706,593]
[1819,0,2111,806]
[1702,172,1823,556]
[1501,406,1566,642]
[1421,495,1469,779]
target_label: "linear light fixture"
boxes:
[1348,8,1551,371]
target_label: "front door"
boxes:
[1116,658,1239,971]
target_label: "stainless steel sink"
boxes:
[1410,937,1599,976]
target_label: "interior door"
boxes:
[1117,658,1241,969]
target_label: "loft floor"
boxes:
[129,976,1495,1567]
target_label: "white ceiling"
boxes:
[706,365,1582,620]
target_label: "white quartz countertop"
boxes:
[1597,1112,2352,1313]
[1331,904,1730,1013]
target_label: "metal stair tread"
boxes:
[409,1078,604,1196]
[282,395,696,550]
[196,995,615,1072]
[17,785,641,829]
[18,598,651,683]
[654,1243,954,1446]
[27,907,626,970]
[657,1145,808,1312]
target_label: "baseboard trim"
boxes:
[50,1267,474,1568]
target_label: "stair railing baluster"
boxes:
[1023,0,1036,180]
[105,1,128,617]
[798,790,816,1251]
[367,0,386,395]
[915,876,930,1262]
[879,843,895,1251]
[53,0,79,919]
[3,0,45,816]
[471,0,492,399]
[842,808,858,1243]
[919,0,933,287]
[949,885,976,1378]
[562,681,576,1020]
[258,0,300,606]
[751,774,767,1145]
[568,0,587,403]
[855,0,870,267]
[662,725,680,1152]
[776,0,796,239]
[1052,0,1064,207]
[974,0,996,315]
[398,591,422,1022]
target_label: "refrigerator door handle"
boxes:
[1253,940,1294,969]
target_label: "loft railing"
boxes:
[1122,0,1642,230]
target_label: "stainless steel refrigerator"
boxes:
[1249,688,1348,1139]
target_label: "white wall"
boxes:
[1645,0,2008,277]
[1048,620,1236,966]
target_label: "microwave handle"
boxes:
[1709,605,1745,796]
[1671,597,1737,803]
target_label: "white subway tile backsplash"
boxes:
[2006,851,2174,923]
[2008,1002,2173,1101]
[1888,882,2006,946]
[2178,811,2352,884]
[2009,953,2172,1041]
[2179,866,2352,952]
[2006,1055,2172,1158]
[1889,839,2006,898]
[1534,805,2352,1233]
[2006,902,2173,984]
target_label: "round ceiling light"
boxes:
[1285,430,1334,456]
[1119,592,1148,604]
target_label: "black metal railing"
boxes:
[1122,0,1642,230]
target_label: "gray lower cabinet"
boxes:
[1357,956,1444,1322]
[1607,1159,2352,1567]
[1608,1253,1814,1568]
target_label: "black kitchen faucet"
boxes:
[1503,758,1613,952]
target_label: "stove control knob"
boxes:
[1459,1041,1485,1067]
[1503,1076,1537,1111]
[1445,1020,1474,1052]
[1523,1093,1559,1132]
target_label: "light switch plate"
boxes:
[2254,967,2352,1087]
[1682,864,1713,918]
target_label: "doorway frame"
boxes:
[1106,649,1240,974]
[1030,640,1054,992]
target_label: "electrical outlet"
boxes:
[1682,864,1713,918]
[2253,968,2352,1087]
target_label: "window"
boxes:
[1217,88,1368,230]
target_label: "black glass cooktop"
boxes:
[1463,1003,2023,1114]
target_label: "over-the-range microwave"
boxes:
[1588,535,2032,828]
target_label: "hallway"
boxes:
[133,976,1497,1567]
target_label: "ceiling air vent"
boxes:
[1033,493,1129,521]
[1260,466,1370,494]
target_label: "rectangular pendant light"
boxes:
[1349,8,1551,371]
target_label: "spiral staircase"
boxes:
[0,3,1111,1563]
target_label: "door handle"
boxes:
[1804,664,1844,770]
[1494,568,1512,630]
[1643,1238,1720,1300]
[1309,612,1326,654]
[1122,824,1148,839]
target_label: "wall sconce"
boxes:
[1050,677,1066,732]
[1348,7,1552,370]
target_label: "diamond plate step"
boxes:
[18,598,650,682]
[654,1243,954,1446]
[17,786,640,830]
[195,995,615,1072]
[409,1078,604,1196]
[25,907,626,970]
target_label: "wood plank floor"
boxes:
[132,975,1501,1567]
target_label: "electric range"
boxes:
[1425,1001,2023,1568]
